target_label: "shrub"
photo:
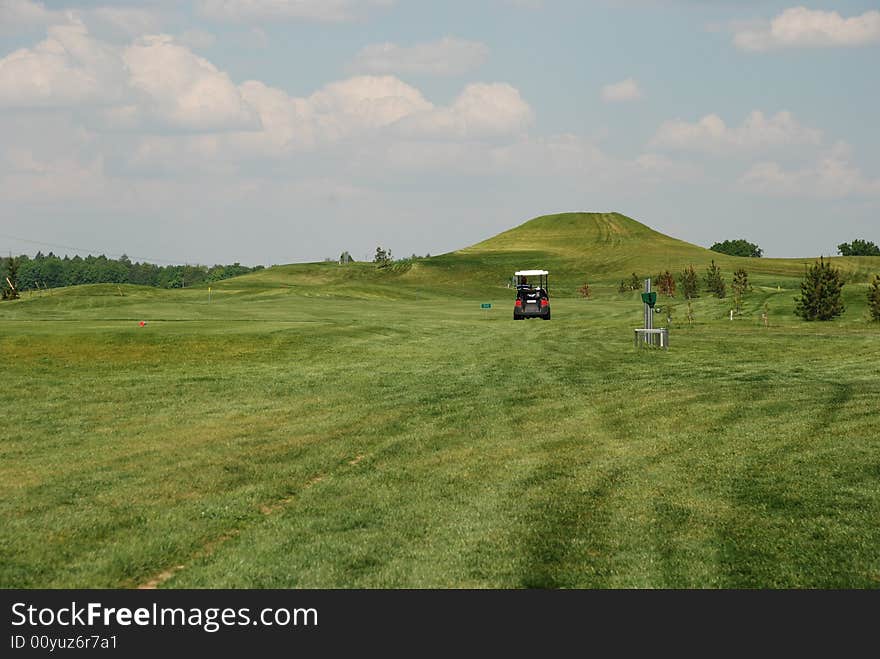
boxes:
[868,275,880,321]
[578,282,592,299]
[657,270,676,297]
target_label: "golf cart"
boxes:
[513,270,551,320]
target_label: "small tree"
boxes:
[578,282,592,299]
[618,279,629,294]
[2,256,20,300]
[705,260,726,298]
[679,265,699,299]
[373,246,392,266]
[732,268,750,314]
[657,270,676,297]
[868,274,880,321]
[629,272,641,291]
[794,257,845,321]
[732,268,750,296]
[339,251,353,264]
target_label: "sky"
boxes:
[1,0,878,265]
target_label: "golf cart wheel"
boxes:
[543,312,551,320]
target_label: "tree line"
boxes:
[710,236,880,258]
[0,252,263,294]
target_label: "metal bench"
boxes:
[634,328,669,349]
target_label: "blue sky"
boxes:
[1,1,878,265]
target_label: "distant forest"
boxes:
[2,252,264,291]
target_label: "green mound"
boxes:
[417,212,880,295]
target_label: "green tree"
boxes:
[374,246,392,265]
[339,251,353,264]
[794,257,846,321]
[679,265,699,299]
[837,239,880,256]
[868,274,880,321]
[710,239,763,258]
[2,256,21,300]
[704,260,726,298]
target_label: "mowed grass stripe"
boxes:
[10,297,871,588]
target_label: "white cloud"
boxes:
[734,7,880,51]
[351,37,489,76]
[740,143,880,198]
[196,0,394,23]
[600,78,642,103]
[202,77,533,158]
[308,75,433,128]
[122,35,260,131]
[0,22,127,107]
[395,82,533,140]
[0,26,260,132]
[650,111,821,154]
[0,18,537,155]
[131,76,535,171]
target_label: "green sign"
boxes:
[641,292,657,308]
[481,303,492,309]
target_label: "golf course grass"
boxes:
[2,213,879,588]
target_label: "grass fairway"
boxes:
[2,213,879,588]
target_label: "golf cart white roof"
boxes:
[514,270,549,276]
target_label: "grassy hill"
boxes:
[210,211,880,299]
